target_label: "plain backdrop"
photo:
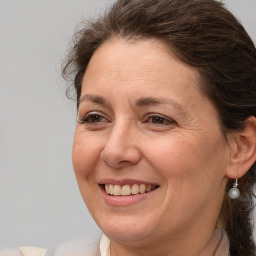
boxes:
[0,0,256,250]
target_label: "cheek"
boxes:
[72,132,100,179]
[72,134,103,207]
[145,131,227,183]
[72,142,85,177]
[145,135,195,173]
[145,134,228,220]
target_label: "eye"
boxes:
[77,112,109,124]
[145,113,176,125]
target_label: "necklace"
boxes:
[110,241,118,256]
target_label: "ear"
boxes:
[225,116,256,179]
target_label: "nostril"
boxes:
[102,142,142,164]
[101,149,141,168]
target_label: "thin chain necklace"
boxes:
[110,241,118,256]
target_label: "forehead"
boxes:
[83,38,201,89]
[81,38,210,115]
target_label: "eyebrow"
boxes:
[79,94,186,115]
[135,97,187,115]
[79,94,111,107]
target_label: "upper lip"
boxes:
[99,178,159,186]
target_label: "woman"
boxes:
[4,0,256,255]
[61,0,256,255]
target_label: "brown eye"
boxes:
[78,112,108,124]
[146,114,175,125]
[151,116,165,124]
[86,114,103,122]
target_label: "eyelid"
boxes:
[77,111,109,124]
[144,113,176,125]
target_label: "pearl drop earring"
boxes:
[228,179,240,199]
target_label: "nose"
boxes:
[100,122,141,169]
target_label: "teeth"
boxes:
[109,184,114,195]
[105,184,109,194]
[132,184,140,194]
[104,183,157,196]
[146,185,151,192]
[114,185,122,196]
[140,184,146,193]
[122,185,131,195]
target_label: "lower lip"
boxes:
[100,186,156,206]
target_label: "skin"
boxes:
[72,38,233,256]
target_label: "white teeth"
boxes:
[105,184,109,194]
[109,184,114,195]
[132,184,140,194]
[140,184,146,193]
[113,185,122,196]
[104,183,157,196]
[122,185,131,196]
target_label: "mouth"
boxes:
[101,183,159,196]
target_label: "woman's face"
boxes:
[73,38,230,246]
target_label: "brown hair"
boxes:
[62,0,256,255]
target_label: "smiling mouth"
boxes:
[102,184,159,196]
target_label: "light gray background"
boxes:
[0,0,255,250]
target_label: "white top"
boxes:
[99,235,111,256]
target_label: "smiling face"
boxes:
[72,38,231,252]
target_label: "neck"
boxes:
[110,227,223,256]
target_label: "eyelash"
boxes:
[144,113,176,125]
[77,112,176,126]
[77,112,109,124]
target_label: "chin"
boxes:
[94,212,160,246]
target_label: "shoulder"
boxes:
[0,238,101,256]
[0,248,21,256]
[0,246,46,256]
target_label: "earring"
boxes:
[228,179,240,199]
